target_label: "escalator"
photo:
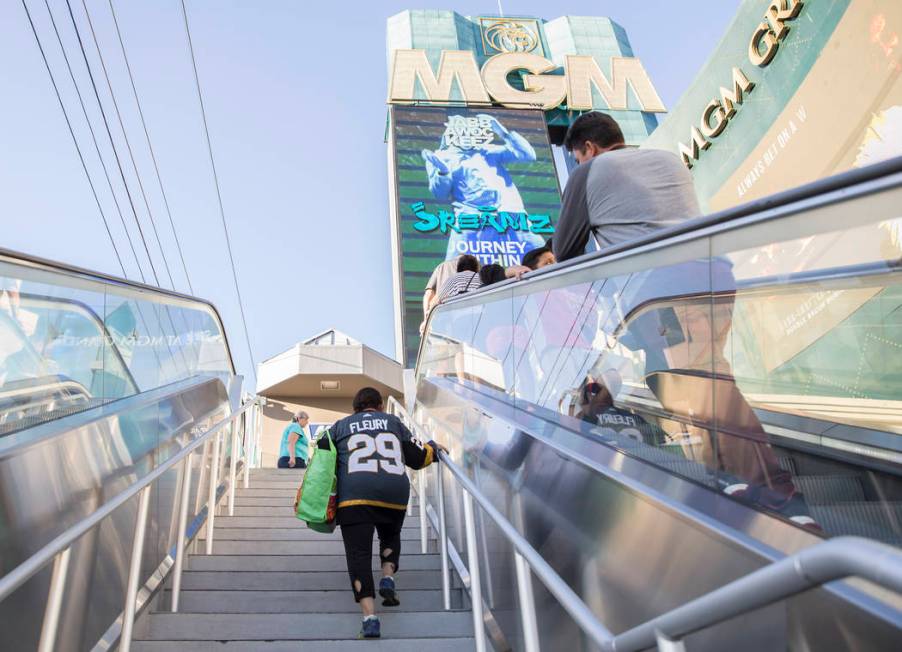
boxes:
[0,249,246,651]
[410,158,902,650]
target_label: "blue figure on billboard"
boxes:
[421,113,547,265]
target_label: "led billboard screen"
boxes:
[390,106,560,364]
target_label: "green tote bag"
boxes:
[294,431,338,531]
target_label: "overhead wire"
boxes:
[75,0,177,291]
[27,0,142,279]
[58,0,160,287]
[105,0,195,294]
[179,0,258,387]
[20,0,126,277]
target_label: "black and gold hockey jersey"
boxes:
[329,409,436,513]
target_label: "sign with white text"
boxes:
[390,106,560,364]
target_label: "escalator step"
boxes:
[776,456,798,476]
[795,475,865,505]
[809,502,902,545]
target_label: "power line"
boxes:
[21,0,125,277]
[75,0,177,291]
[179,0,257,386]
[106,0,195,294]
[24,0,137,278]
[58,0,160,287]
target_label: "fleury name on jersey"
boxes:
[330,410,439,512]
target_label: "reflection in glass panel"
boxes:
[0,258,233,437]
[716,216,902,543]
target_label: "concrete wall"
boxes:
[259,396,351,468]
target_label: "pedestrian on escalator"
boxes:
[330,387,445,639]
[553,111,700,261]
[277,411,310,468]
[552,112,804,522]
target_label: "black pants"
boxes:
[340,519,403,601]
[277,456,306,468]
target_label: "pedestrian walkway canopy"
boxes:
[254,329,403,465]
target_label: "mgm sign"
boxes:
[387,49,666,113]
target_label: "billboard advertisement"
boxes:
[389,105,560,364]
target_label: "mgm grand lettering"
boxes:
[679,0,804,168]
[410,202,554,235]
[388,49,665,112]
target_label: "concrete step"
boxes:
[187,553,441,572]
[205,527,424,541]
[166,588,457,612]
[179,570,442,591]
[133,638,476,651]
[202,540,436,555]
[137,611,474,640]
[212,516,422,529]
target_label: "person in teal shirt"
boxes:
[278,411,310,468]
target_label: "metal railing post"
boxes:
[120,486,151,652]
[418,469,428,553]
[192,438,211,554]
[171,451,193,612]
[436,461,451,610]
[463,490,487,652]
[655,632,688,652]
[206,431,223,555]
[228,414,239,516]
[243,407,252,489]
[515,551,541,652]
[36,547,71,652]
[407,468,413,516]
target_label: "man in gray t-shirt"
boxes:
[553,112,700,261]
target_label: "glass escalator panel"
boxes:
[419,188,902,547]
[0,256,234,436]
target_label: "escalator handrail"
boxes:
[0,397,255,603]
[610,535,902,651]
[392,395,902,650]
[0,246,236,375]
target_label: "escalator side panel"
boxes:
[0,376,229,652]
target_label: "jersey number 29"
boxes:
[348,433,405,475]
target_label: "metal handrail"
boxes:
[0,395,265,651]
[388,397,902,651]
[610,536,902,651]
[387,395,611,651]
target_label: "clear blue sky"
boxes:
[0,0,741,386]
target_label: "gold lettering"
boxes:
[749,0,803,67]
[700,101,728,139]
[566,55,666,112]
[388,50,490,104]
[749,22,779,67]
[481,53,567,110]
[678,126,710,169]
[765,0,803,40]
[719,67,755,117]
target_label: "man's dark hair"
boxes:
[353,387,383,413]
[522,245,550,270]
[479,263,506,286]
[563,112,624,152]
[457,254,480,273]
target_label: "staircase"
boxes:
[132,468,475,650]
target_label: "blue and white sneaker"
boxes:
[379,576,400,606]
[359,615,381,639]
